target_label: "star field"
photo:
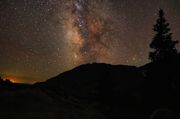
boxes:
[0,0,180,83]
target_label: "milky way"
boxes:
[0,0,180,83]
[64,0,112,64]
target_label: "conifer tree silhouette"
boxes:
[149,9,178,62]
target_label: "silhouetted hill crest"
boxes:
[1,54,180,119]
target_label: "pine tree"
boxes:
[149,9,178,62]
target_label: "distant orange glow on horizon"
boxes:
[3,76,39,84]
[3,76,20,83]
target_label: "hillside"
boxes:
[0,54,180,119]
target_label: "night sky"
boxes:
[0,0,180,83]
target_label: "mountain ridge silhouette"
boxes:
[0,54,180,119]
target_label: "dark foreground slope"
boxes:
[0,55,180,119]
